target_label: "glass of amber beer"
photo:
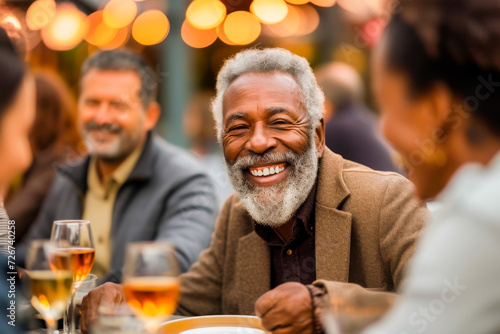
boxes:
[50,220,95,334]
[123,242,180,333]
[26,240,73,334]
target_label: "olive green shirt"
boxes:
[82,144,144,278]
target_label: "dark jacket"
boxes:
[19,133,219,283]
[325,103,401,173]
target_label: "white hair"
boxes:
[211,48,325,141]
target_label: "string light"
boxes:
[250,0,288,25]
[26,0,56,31]
[103,0,137,29]
[223,11,261,45]
[181,20,217,48]
[41,3,88,50]
[186,0,226,30]
[132,10,169,46]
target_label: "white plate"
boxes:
[161,315,268,334]
[181,327,264,334]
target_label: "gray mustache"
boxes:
[85,122,122,134]
[231,152,299,170]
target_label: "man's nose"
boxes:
[246,123,278,154]
[93,104,112,124]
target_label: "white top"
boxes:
[365,152,500,334]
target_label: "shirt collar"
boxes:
[87,139,145,198]
[254,181,318,244]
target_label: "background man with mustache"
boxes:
[81,48,428,334]
[18,49,218,283]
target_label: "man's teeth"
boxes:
[250,166,286,177]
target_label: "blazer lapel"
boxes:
[315,148,353,282]
[236,231,270,315]
[315,204,352,282]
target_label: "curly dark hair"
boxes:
[383,0,500,135]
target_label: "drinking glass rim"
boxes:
[53,220,91,225]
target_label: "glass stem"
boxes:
[46,319,57,334]
[64,286,77,334]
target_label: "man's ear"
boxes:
[144,101,161,131]
[315,117,325,158]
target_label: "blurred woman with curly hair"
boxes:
[364,0,500,333]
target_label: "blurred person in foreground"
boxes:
[0,26,36,333]
[19,49,218,283]
[81,48,428,334]
[362,0,500,333]
[183,90,234,208]
[315,62,400,173]
[5,70,82,242]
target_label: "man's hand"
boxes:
[255,282,314,334]
[81,282,126,334]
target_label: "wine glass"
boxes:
[26,240,73,334]
[50,220,95,334]
[123,242,180,333]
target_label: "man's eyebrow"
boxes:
[226,112,248,124]
[267,106,291,115]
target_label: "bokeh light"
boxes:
[337,0,368,13]
[216,20,236,45]
[1,14,21,31]
[310,0,337,7]
[186,0,226,30]
[262,4,300,38]
[250,0,288,25]
[103,0,137,29]
[85,11,118,47]
[132,10,169,46]
[100,26,130,50]
[286,0,309,4]
[26,0,56,31]
[294,4,320,36]
[223,11,261,45]
[41,3,88,50]
[181,20,217,48]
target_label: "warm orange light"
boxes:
[262,4,300,38]
[336,0,366,12]
[181,20,217,48]
[223,11,261,45]
[186,0,226,30]
[132,10,169,46]
[1,14,22,31]
[41,3,88,51]
[100,26,130,50]
[286,0,309,4]
[310,0,337,7]
[85,11,118,47]
[216,20,236,45]
[294,4,320,36]
[103,0,137,29]
[250,0,288,24]
[26,0,56,30]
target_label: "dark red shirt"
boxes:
[254,183,317,288]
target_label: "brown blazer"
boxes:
[177,148,428,316]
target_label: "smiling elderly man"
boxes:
[81,48,428,334]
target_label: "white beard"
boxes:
[226,139,318,227]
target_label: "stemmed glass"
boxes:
[50,220,95,334]
[123,242,180,333]
[26,240,73,334]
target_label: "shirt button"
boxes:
[286,249,293,256]
[98,237,104,244]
